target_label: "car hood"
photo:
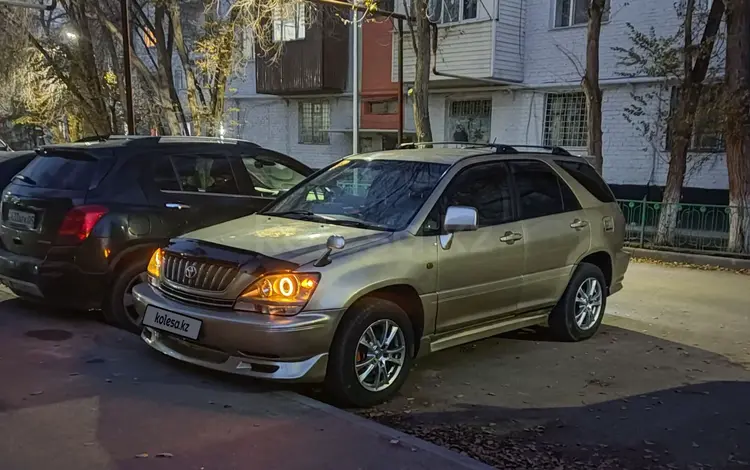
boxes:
[180,214,391,266]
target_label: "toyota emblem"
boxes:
[184,264,198,279]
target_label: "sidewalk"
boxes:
[0,295,490,470]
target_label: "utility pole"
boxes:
[121,0,135,134]
[352,6,359,154]
[397,18,404,146]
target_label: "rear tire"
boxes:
[103,259,149,334]
[325,297,414,408]
[549,262,607,342]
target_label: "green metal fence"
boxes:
[617,199,735,253]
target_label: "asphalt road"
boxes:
[361,262,750,469]
[1,262,748,469]
[0,289,487,470]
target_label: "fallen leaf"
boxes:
[155,453,173,458]
[390,439,400,445]
[134,453,149,458]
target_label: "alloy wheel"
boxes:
[574,277,603,330]
[355,319,406,392]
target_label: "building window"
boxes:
[174,68,185,90]
[299,101,330,145]
[273,4,306,42]
[242,28,255,60]
[554,0,609,28]
[367,100,398,115]
[447,99,492,143]
[667,85,725,152]
[429,0,478,24]
[543,92,588,148]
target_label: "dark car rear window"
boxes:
[555,160,616,203]
[16,154,97,191]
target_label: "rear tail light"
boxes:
[57,205,108,244]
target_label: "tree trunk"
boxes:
[725,0,750,253]
[411,0,432,143]
[153,5,182,135]
[582,0,605,174]
[169,0,205,136]
[655,0,725,246]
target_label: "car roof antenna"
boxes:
[314,235,346,267]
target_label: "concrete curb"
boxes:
[282,391,496,470]
[625,247,750,270]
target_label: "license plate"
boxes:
[7,209,35,229]
[142,306,202,340]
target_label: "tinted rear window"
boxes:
[555,160,616,203]
[17,154,97,191]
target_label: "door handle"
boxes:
[570,219,589,230]
[500,231,523,244]
[165,203,191,210]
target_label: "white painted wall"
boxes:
[234,96,353,169]
[523,0,682,84]
[426,84,728,189]
[391,21,496,82]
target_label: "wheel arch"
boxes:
[341,283,426,357]
[108,242,162,278]
[577,251,613,288]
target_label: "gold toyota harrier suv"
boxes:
[133,143,630,407]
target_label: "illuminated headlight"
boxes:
[234,273,320,316]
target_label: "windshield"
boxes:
[263,159,449,231]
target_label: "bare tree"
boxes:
[405,0,433,143]
[582,0,606,174]
[725,0,750,253]
[614,0,726,246]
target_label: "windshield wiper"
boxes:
[324,218,393,231]
[264,210,333,222]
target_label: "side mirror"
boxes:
[326,235,346,250]
[444,206,478,233]
[314,235,346,267]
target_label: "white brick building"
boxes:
[232,0,729,199]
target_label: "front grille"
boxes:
[158,282,235,309]
[162,252,238,291]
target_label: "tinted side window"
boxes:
[441,162,514,228]
[510,160,580,220]
[18,154,96,191]
[171,156,239,194]
[555,160,616,203]
[153,157,181,191]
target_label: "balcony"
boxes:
[391,0,524,84]
[256,6,349,95]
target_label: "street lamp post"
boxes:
[120,0,135,134]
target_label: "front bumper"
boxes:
[133,283,345,382]
[609,249,631,296]
[0,248,106,310]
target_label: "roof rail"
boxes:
[505,144,573,156]
[74,135,261,148]
[399,141,520,153]
[398,141,573,156]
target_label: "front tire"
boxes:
[103,260,149,334]
[549,262,607,342]
[326,298,414,408]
